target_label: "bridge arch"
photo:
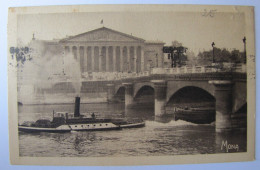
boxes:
[113,86,125,102]
[133,85,154,108]
[115,85,125,95]
[166,86,216,124]
[167,86,216,105]
[234,102,247,114]
[134,85,154,99]
[166,81,214,103]
[133,82,154,98]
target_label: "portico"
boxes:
[60,27,164,73]
[64,45,145,73]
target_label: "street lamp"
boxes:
[211,42,215,63]
[243,36,246,64]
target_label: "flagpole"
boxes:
[101,19,104,27]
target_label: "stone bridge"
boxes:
[106,72,247,132]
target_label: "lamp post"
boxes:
[212,42,215,63]
[243,36,246,64]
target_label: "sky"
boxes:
[17,11,246,55]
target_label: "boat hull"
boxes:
[18,126,71,133]
[70,126,121,131]
[120,122,145,128]
[18,122,122,133]
[68,122,121,131]
[19,118,145,133]
[174,110,215,124]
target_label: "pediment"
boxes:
[61,27,145,42]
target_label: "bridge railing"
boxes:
[150,63,246,75]
[77,63,246,81]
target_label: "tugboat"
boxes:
[18,97,145,133]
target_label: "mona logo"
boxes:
[221,140,239,153]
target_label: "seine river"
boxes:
[18,103,246,157]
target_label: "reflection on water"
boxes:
[18,103,246,157]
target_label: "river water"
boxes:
[18,103,247,157]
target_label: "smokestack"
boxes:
[74,97,80,117]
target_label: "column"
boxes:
[107,84,115,102]
[79,46,84,73]
[127,47,130,72]
[113,46,116,72]
[104,46,108,72]
[84,46,88,72]
[161,50,164,68]
[120,46,124,72]
[70,46,73,54]
[122,83,134,108]
[72,46,76,59]
[141,47,144,72]
[69,46,72,54]
[151,80,167,117]
[91,46,95,72]
[99,46,102,72]
[77,46,80,61]
[133,46,137,72]
[209,80,233,132]
[64,46,69,55]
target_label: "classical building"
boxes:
[59,27,165,73]
[18,27,166,104]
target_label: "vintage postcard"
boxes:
[8,5,255,165]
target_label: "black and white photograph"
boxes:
[8,5,255,165]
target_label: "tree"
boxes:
[171,41,188,67]
[186,50,196,66]
[230,50,244,63]
[172,40,183,48]
[196,48,244,66]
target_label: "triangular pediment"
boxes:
[60,27,145,42]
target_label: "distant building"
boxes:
[32,27,165,74]
[19,27,166,104]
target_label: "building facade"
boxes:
[18,27,166,104]
[59,27,165,73]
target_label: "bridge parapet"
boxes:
[151,64,246,75]
[79,64,246,81]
